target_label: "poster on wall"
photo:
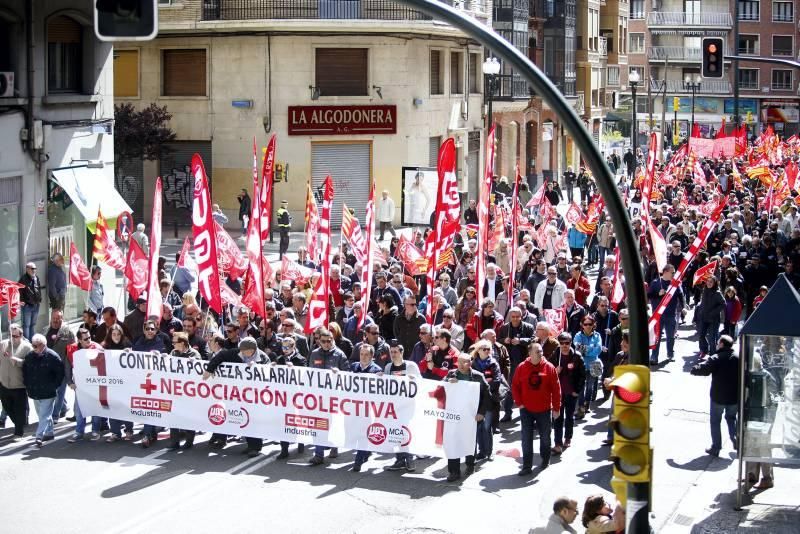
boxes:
[401,167,437,226]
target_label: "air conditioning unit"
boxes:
[761,86,770,93]
[0,72,14,97]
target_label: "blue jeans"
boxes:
[22,303,39,341]
[354,450,371,465]
[650,314,677,362]
[598,246,609,266]
[109,419,133,437]
[553,393,578,446]
[73,396,102,436]
[710,400,737,452]
[52,381,67,421]
[33,397,55,439]
[519,407,552,468]
[476,410,495,457]
[698,321,720,355]
[579,369,598,407]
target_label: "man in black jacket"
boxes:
[690,335,739,457]
[19,262,42,341]
[551,333,585,455]
[23,334,64,447]
[497,307,535,421]
[445,353,490,482]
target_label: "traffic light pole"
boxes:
[399,2,650,532]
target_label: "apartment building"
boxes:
[117,0,488,229]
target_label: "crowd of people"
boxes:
[2,127,799,529]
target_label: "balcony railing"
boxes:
[647,11,732,27]
[599,37,608,56]
[738,80,759,90]
[772,80,793,91]
[574,91,585,115]
[649,79,732,94]
[201,0,434,21]
[492,73,531,101]
[647,46,702,61]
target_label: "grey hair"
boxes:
[31,333,47,346]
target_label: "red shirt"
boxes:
[511,358,561,413]
[330,277,343,307]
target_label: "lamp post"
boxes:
[629,69,640,160]
[684,75,701,139]
[482,56,500,128]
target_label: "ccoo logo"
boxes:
[366,422,387,446]
[208,403,226,425]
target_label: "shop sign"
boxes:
[288,105,397,135]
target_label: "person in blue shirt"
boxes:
[350,344,383,472]
[572,315,603,418]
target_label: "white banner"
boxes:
[73,350,479,458]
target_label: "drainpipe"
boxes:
[25,0,36,162]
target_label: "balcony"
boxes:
[492,73,531,101]
[599,37,608,56]
[649,79,732,94]
[647,46,702,62]
[647,11,732,28]
[201,0,433,21]
[574,91,586,116]
[494,0,529,22]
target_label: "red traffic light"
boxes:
[707,43,718,54]
[615,386,644,404]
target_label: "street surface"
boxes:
[2,237,798,532]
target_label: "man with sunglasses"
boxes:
[394,297,426,357]
[308,329,349,465]
[23,334,64,448]
[19,262,42,341]
[66,329,103,443]
[43,308,75,423]
[279,319,311,358]
[351,324,391,367]
[0,324,31,439]
[182,316,210,360]
[132,320,170,353]
[498,307,535,422]
[551,333,585,455]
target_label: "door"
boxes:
[311,142,371,228]
[159,141,213,227]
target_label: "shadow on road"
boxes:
[666,454,733,472]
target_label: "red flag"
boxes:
[715,119,727,139]
[476,125,495,308]
[92,210,125,270]
[220,278,242,308]
[342,204,366,264]
[176,236,197,272]
[565,202,583,226]
[124,238,148,301]
[0,279,24,319]
[508,166,521,298]
[785,160,798,191]
[262,255,275,289]
[396,235,426,275]
[648,219,668,274]
[693,260,719,287]
[214,222,248,279]
[640,133,658,224]
[304,183,320,265]
[281,256,315,285]
[359,183,376,328]
[691,123,701,138]
[242,138,266,319]
[610,247,625,309]
[191,154,223,314]
[69,242,92,291]
[542,308,566,336]
[259,134,276,241]
[145,177,163,322]
[306,176,333,334]
[526,181,546,208]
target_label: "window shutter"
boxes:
[162,49,207,97]
[48,16,81,43]
[430,50,442,94]
[315,48,368,96]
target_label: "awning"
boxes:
[50,167,132,229]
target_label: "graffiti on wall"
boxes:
[162,164,194,210]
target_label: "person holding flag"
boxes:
[647,264,685,365]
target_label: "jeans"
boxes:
[379,221,396,240]
[587,243,599,265]
[698,320,720,355]
[598,246,609,266]
[650,314,677,362]
[52,381,67,422]
[21,303,39,341]
[553,394,578,446]
[710,400,737,452]
[579,369,598,407]
[447,455,475,474]
[0,385,28,436]
[73,396,101,436]
[566,184,574,203]
[476,410,495,457]
[109,419,133,437]
[519,407,552,468]
[33,397,56,439]
[354,450,371,465]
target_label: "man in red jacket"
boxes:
[512,342,561,475]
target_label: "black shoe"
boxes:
[181,442,193,450]
[351,462,362,472]
[539,459,550,469]
[42,434,54,442]
[446,471,461,482]
[405,459,416,472]
[276,450,289,460]
[66,416,76,422]
[247,449,261,458]
[499,415,512,423]
[464,464,475,476]
[386,459,406,471]
[166,442,180,451]
[705,447,719,457]
[475,452,486,461]
[35,439,43,448]
[517,467,533,476]
[650,360,658,366]
[601,439,613,446]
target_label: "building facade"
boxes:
[117,0,489,230]
[0,0,118,324]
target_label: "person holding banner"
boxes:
[470,340,506,461]
[166,333,201,451]
[23,334,64,448]
[308,329,350,465]
[445,352,490,482]
[350,345,384,472]
[66,329,103,443]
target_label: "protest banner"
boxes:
[73,350,480,458]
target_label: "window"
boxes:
[430,50,443,95]
[428,136,441,168]
[162,49,206,96]
[468,53,479,93]
[630,0,644,19]
[314,48,367,97]
[738,1,760,20]
[772,69,793,90]
[773,1,794,22]
[47,15,82,93]
[607,65,620,86]
[629,66,644,81]
[738,35,759,55]
[450,51,463,94]
[773,35,793,56]
[114,50,139,98]
[0,19,14,80]
[738,68,759,89]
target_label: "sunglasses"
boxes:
[145,327,156,332]
[479,348,490,352]
[559,341,571,346]
[11,334,21,339]
[582,323,593,326]
[319,339,333,344]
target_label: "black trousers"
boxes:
[169,428,195,446]
[246,437,262,452]
[0,384,28,436]
[279,228,290,257]
[447,455,475,474]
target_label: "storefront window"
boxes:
[48,194,88,322]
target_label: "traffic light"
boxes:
[609,365,651,483]
[702,37,724,79]
[95,0,158,41]
[673,97,681,111]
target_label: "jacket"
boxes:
[47,262,66,300]
[308,346,350,370]
[497,320,536,365]
[534,279,567,311]
[44,324,75,385]
[530,513,578,534]
[566,275,591,307]
[444,368,490,416]
[351,338,391,367]
[690,347,739,404]
[0,339,31,389]
[377,306,398,340]
[377,197,395,222]
[511,358,561,413]
[698,286,725,324]
[565,304,587,336]
[472,355,507,403]
[23,348,64,399]
[18,272,42,305]
[420,345,460,379]
[551,348,586,397]
[123,308,146,342]
[466,311,504,344]
[567,227,587,249]
[65,340,102,385]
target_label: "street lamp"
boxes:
[482,56,500,128]
[629,69,640,161]
[683,74,701,139]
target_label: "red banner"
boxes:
[0,278,23,318]
[508,166,521,298]
[281,257,315,285]
[146,177,163,322]
[92,210,125,270]
[260,134,276,242]
[125,238,149,301]
[342,204,366,264]
[693,260,719,287]
[69,241,92,291]
[395,235,426,276]
[359,183,376,328]
[476,126,495,308]
[242,137,266,319]
[191,154,223,314]
[305,183,320,265]
[214,222,248,280]
[306,176,334,334]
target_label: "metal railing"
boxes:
[738,80,759,90]
[647,11,732,27]
[772,80,793,90]
[492,73,530,100]
[599,36,607,56]
[647,46,701,61]
[650,79,732,93]
[201,0,434,21]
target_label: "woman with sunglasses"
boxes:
[572,316,603,419]
[166,333,200,450]
[470,340,506,461]
[272,336,307,459]
[581,494,625,534]
[454,287,478,328]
